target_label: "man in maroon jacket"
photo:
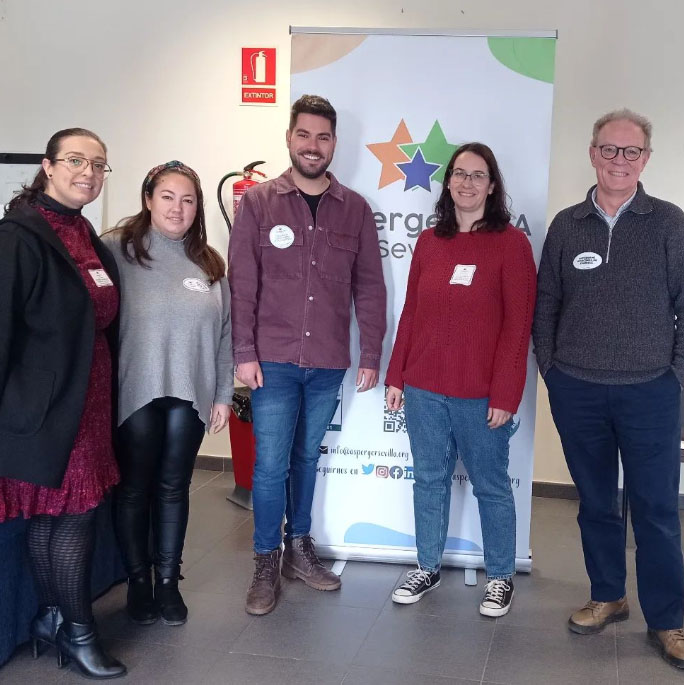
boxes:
[229,95,386,615]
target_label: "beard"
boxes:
[289,149,331,180]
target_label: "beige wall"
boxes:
[3,0,683,483]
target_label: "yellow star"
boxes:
[366,120,413,189]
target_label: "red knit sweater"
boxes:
[385,225,536,413]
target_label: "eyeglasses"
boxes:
[595,145,645,162]
[450,169,490,187]
[54,157,112,177]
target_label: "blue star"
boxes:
[397,148,441,191]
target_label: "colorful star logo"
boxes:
[366,120,458,191]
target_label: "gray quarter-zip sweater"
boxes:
[533,183,684,384]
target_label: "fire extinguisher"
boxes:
[217,161,266,233]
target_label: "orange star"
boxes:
[366,120,413,189]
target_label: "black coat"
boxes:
[0,204,120,488]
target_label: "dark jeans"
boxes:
[115,397,205,579]
[546,366,684,629]
[250,362,346,554]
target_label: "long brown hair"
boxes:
[110,164,225,284]
[5,127,107,213]
[433,142,511,238]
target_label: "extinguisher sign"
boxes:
[241,48,276,105]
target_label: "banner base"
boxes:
[316,545,532,574]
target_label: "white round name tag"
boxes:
[573,252,603,270]
[269,224,295,249]
[183,278,210,293]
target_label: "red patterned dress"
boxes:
[0,203,120,521]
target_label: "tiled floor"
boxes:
[3,470,684,684]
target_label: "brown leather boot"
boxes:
[568,597,629,634]
[282,535,341,591]
[648,628,684,669]
[245,549,282,616]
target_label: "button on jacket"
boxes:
[228,170,386,370]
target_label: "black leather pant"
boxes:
[115,398,205,579]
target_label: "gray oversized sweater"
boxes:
[533,183,684,384]
[102,228,233,428]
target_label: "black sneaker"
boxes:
[479,578,514,617]
[392,568,441,604]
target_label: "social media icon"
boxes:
[362,464,374,475]
[404,466,414,480]
[376,465,389,478]
[389,466,403,479]
[319,445,329,454]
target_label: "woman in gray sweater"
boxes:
[103,161,233,626]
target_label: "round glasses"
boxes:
[450,169,490,187]
[595,145,645,162]
[54,156,112,177]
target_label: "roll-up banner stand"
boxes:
[293,27,556,573]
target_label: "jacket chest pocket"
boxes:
[320,229,359,283]
[259,227,304,279]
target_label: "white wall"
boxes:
[3,0,684,484]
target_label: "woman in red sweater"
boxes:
[385,143,536,616]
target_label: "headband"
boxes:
[143,160,200,192]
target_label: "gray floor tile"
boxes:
[101,589,253,652]
[354,612,494,681]
[115,641,224,684]
[231,601,378,665]
[342,664,479,684]
[0,643,66,684]
[189,468,223,492]
[616,630,684,684]
[483,623,618,685]
[204,653,346,685]
[282,560,404,610]
[495,572,588,630]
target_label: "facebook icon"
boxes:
[389,466,403,480]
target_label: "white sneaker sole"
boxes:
[392,579,441,605]
[479,591,514,617]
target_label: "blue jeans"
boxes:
[545,366,684,629]
[250,362,346,554]
[404,385,516,579]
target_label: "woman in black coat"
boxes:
[0,128,125,679]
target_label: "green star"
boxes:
[399,121,458,184]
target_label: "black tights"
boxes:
[115,397,205,579]
[27,510,96,623]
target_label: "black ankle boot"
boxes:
[56,621,126,679]
[155,576,187,626]
[127,572,159,625]
[30,605,63,659]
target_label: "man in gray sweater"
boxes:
[533,109,684,669]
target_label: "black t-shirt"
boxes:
[300,190,324,224]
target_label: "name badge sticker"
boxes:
[573,252,603,270]
[88,269,114,287]
[269,224,295,249]
[450,264,476,286]
[183,278,210,293]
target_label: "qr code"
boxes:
[383,400,407,433]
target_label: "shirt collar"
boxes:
[573,182,653,221]
[274,169,344,202]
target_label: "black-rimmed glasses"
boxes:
[54,157,112,177]
[595,145,645,162]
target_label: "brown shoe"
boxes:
[648,628,684,669]
[282,536,341,591]
[568,597,629,634]
[245,549,282,616]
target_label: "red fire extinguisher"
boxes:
[217,160,266,233]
